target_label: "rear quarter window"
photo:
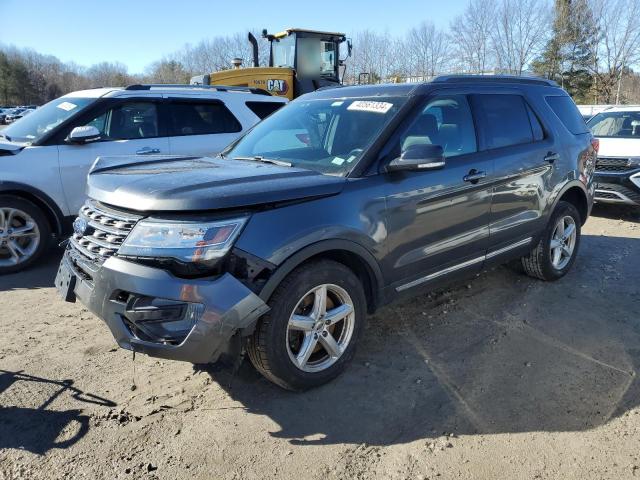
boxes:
[545,95,589,134]
[245,101,285,120]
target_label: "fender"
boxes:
[546,178,590,222]
[0,181,65,235]
[258,238,385,309]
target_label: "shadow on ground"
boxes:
[202,233,640,446]
[0,370,116,454]
[591,203,640,222]
[0,246,63,292]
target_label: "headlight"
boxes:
[119,217,247,263]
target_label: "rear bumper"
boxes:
[57,250,269,364]
[594,170,640,205]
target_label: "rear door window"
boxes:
[168,101,241,136]
[472,94,534,149]
[546,95,589,134]
[245,101,285,120]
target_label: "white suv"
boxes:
[0,85,287,273]
[586,106,640,206]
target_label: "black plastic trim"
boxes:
[258,239,384,310]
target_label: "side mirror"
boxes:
[66,125,101,144]
[387,144,446,172]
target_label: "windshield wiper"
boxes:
[0,133,11,141]
[233,156,292,167]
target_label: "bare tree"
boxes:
[450,0,497,73]
[589,0,640,103]
[85,61,133,87]
[144,59,190,84]
[175,29,270,77]
[347,29,390,83]
[406,21,450,79]
[491,0,552,74]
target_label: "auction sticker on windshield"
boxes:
[57,101,77,111]
[347,101,393,114]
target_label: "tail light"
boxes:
[591,138,599,153]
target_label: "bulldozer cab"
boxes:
[199,28,350,100]
[268,28,344,82]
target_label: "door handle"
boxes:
[463,169,486,183]
[544,152,560,163]
[136,147,161,155]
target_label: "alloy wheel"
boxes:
[286,284,355,373]
[0,207,41,267]
[550,215,577,270]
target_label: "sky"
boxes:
[0,0,468,73]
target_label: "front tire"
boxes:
[0,195,51,275]
[521,201,581,281]
[247,260,366,391]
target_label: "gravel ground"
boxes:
[1,205,639,480]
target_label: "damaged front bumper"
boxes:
[55,250,269,364]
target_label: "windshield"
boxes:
[587,111,640,138]
[272,34,296,68]
[2,97,94,144]
[225,96,407,176]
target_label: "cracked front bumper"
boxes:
[56,250,269,364]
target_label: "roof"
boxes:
[61,85,287,101]
[62,88,120,99]
[307,74,564,100]
[305,83,420,100]
[274,28,346,39]
[432,74,558,87]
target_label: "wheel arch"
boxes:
[0,182,65,236]
[258,239,385,314]
[552,181,589,225]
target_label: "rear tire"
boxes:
[521,201,581,281]
[0,195,51,275]
[247,260,366,391]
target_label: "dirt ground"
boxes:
[1,205,639,480]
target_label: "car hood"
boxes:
[595,137,640,158]
[0,140,25,155]
[87,155,347,212]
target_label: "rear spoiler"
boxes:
[89,154,199,175]
[0,140,24,156]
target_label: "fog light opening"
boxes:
[123,295,204,345]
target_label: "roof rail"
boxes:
[431,74,558,87]
[123,84,272,96]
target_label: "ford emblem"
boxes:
[73,217,87,236]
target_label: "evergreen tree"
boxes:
[532,0,597,102]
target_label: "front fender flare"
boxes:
[258,238,385,308]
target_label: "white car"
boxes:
[586,105,640,206]
[0,84,287,273]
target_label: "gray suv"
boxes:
[56,76,596,390]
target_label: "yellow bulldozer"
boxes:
[190,28,351,100]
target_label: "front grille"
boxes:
[69,200,141,270]
[595,157,635,173]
